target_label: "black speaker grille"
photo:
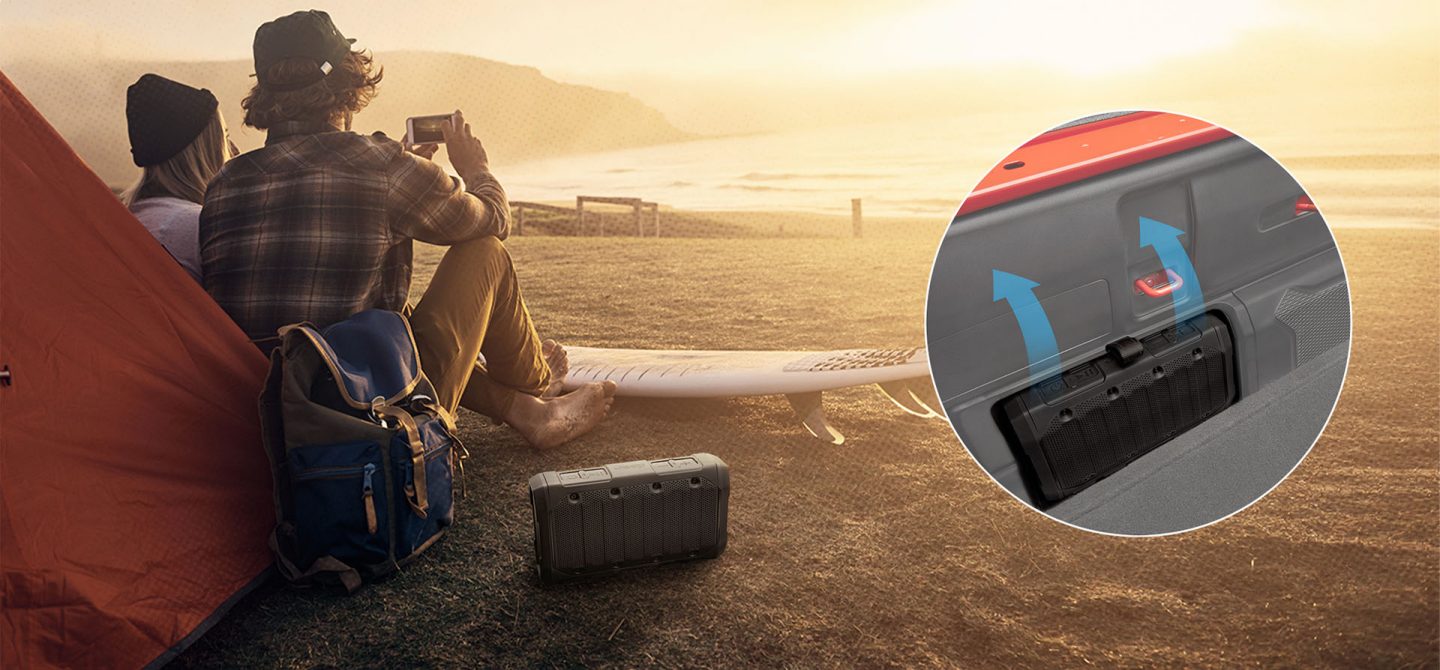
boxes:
[1037,341,1229,492]
[1000,316,1238,501]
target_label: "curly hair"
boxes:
[241,49,383,129]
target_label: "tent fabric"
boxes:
[1,72,274,668]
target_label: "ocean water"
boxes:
[498,108,1439,227]
[498,111,1066,219]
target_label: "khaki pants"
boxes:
[408,236,550,420]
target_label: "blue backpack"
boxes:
[257,310,464,591]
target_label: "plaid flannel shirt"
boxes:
[200,121,509,341]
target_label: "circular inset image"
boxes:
[925,111,1351,536]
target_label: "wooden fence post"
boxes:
[568,197,667,238]
[851,198,863,238]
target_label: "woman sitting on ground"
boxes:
[121,74,237,283]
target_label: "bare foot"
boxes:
[505,380,616,449]
[541,339,569,398]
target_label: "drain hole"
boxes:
[568,493,580,502]
[651,482,663,492]
[1192,347,1204,360]
[1106,387,1120,400]
[609,487,621,498]
[1003,160,1025,170]
[689,477,701,487]
[1059,408,1074,422]
[1152,366,1165,379]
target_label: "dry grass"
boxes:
[173,217,1438,668]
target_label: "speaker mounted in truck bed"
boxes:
[1000,314,1236,502]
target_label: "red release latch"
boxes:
[1295,194,1317,216]
[1135,268,1183,297]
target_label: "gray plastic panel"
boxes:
[928,137,1348,512]
[1234,248,1350,386]
[928,279,1112,399]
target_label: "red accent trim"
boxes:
[1134,268,1184,298]
[1294,194,1317,215]
[957,112,1235,217]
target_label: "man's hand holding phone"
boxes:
[403,113,444,159]
[404,110,488,180]
[442,110,489,180]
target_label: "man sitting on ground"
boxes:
[201,10,613,448]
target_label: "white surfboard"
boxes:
[557,346,942,444]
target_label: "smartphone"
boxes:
[406,114,451,145]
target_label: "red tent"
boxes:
[1,72,273,667]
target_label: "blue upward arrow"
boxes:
[1138,216,1203,324]
[993,269,1060,381]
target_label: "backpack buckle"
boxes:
[368,396,390,428]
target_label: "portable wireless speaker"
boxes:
[528,453,729,583]
[1000,314,1237,503]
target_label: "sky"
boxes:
[2,1,1435,220]
[2,0,1436,135]
[2,0,1434,78]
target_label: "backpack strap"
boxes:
[269,528,362,593]
[372,401,429,519]
[410,394,467,499]
[411,391,466,495]
[411,394,457,433]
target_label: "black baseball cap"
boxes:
[252,10,356,91]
